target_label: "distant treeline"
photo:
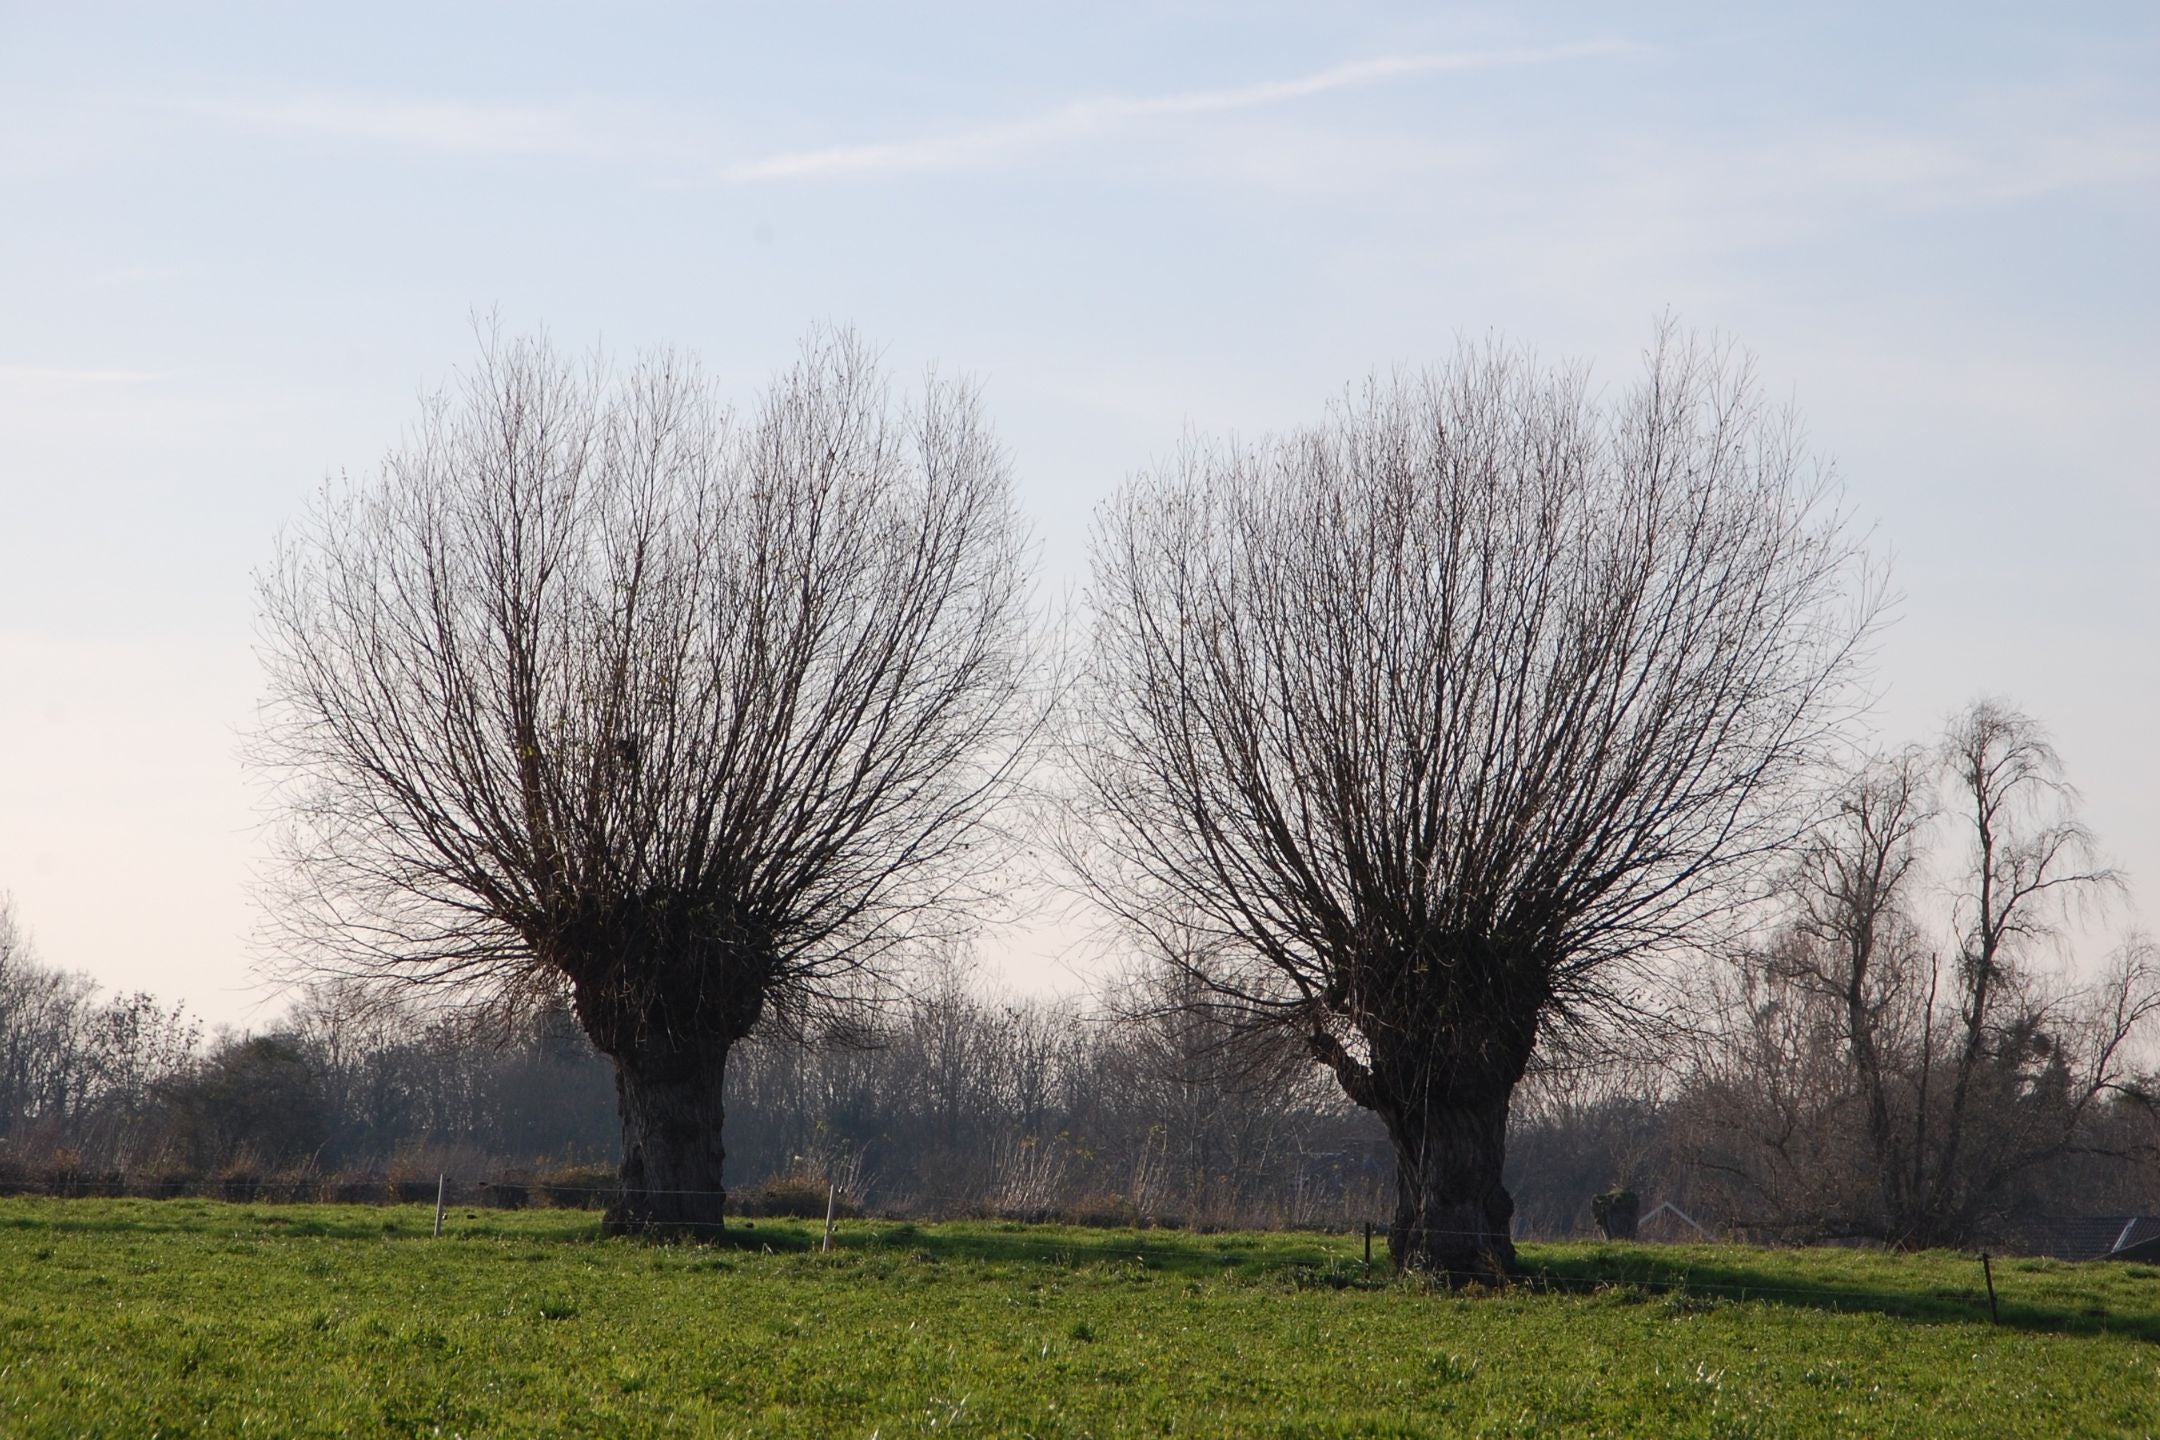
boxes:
[0,885,2151,1243]
[4,933,2152,1248]
[0,944,1408,1229]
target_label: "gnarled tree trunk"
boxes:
[610,1042,733,1235]
[1379,1087,1518,1282]
[563,923,770,1238]
[1320,940,1539,1284]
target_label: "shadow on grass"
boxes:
[826,1221,1358,1280]
[694,1226,2160,1336]
[7,1197,2150,1343]
[1519,1244,2160,1345]
[0,1199,1348,1275]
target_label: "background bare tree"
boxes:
[1067,327,1879,1279]
[0,891,203,1166]
[254,328,1039,1232]
[0,893,79,1139]
[1097,951,1349,1227]
[1680,700,2160,1246]
[0,893,24,973]
[1727,747,1939,1235]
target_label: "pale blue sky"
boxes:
[2,2,2154,1021]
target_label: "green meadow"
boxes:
[1,1197,2154,1437]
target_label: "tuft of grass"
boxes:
[0,1197,2155,1437]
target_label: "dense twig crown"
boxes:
[255,328,1039,1043]
[1069,326,1882,1091]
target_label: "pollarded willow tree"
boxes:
[1069,328,1882,1281]
[256,328,1040,1233]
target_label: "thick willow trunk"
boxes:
[606,1041,733,1236]
[1379,1087,1518,1284]
[558,919,770,1240]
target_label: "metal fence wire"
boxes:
[0,1174,2081,1328]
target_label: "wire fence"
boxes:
[2,1173,2116,1330]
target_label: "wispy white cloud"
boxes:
[716,42,1639,182]
[139,44,1635,182]
[141,38,2151,224]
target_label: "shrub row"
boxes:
[0,1154,621,1209]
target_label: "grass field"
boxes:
[1,1198,2155,1437]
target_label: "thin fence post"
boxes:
[1363,1221,1372,1270]
[822,1183,837,1253]
[1980,1252,1999,1323]
[433,1175,446,1239]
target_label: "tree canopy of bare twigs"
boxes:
[254,327,1040,1232]
[1066,326,1881,1280]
